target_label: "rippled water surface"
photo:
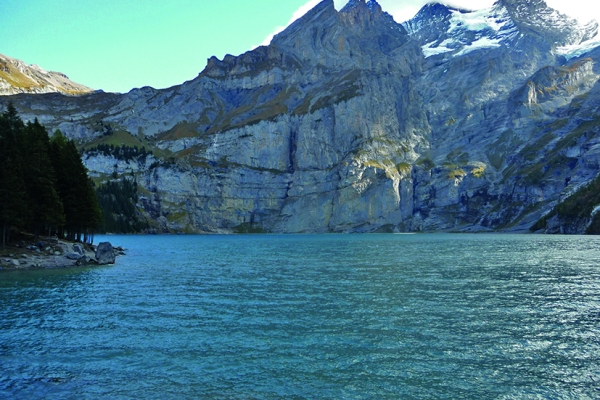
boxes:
[1,234,599,399]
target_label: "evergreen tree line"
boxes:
[85,143,151,162]
[96,177,147,234]
[531,173,600,234]
[0,104,102,246]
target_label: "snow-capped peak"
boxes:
[404,0,600,60]
[405,2,518,59]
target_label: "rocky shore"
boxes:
[0,238,124,271]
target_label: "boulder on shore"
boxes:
[76,255,99,266]
[95,242,116,265]
[73,243,85,255]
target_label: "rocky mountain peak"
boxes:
[403,2,519,58]
[199,0,415,80]
[403,0,598,59]
[409,2,461,19]
[268,0,413,70]
[401,3,463,43]
[338,0,394,28]
[271,0,337,43]
[340,0,365,11]
[495,0,545,7]
[340,0,381,13]
[494,0,597,47]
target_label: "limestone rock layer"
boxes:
[4,0,600,233]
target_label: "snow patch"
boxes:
[557,36,600,60]
[422,41,453,58]
[454,36,501,56]
[448,7,508,33]
[420,5,515,59]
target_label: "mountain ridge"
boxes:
[0,53,93,96]
[3,0,600,234]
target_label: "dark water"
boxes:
[1,234,599,399]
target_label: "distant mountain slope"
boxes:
[0,53,93,96]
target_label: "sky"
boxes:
[1,0,599,94]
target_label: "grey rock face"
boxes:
[95,242,116,265]
[73,243,85,255]
[3,0,600,233]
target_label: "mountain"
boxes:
[3,0,600,234]
[0,53,93,96]
[403,0,598,58]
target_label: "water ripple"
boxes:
[1,234,599,399]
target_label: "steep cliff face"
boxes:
[0,53,93,96]
[399,0,600,232]
[3,0,600,233]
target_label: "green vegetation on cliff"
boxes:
[85,143,151,162]
[531,174,600,234]
[96,178,147,234]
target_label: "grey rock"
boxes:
[73,243,85,255]
[95,242,115,265]
[76,256,98,266]
[113,246,126,256]
[66,253,82,260]
[56,243,69,254]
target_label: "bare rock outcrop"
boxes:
[3,0,600,234]
[95,242,116,265]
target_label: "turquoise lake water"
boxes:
[1,234,599,399]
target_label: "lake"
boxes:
[1,234,599,399]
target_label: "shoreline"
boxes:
[0,238,124,272]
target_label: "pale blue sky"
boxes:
[1,0,597,93]
[1,0,313,93]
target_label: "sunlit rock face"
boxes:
[4,0,600,233]
[0,53,93,96]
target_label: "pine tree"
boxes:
[50,130,102,242]
[22,119,64,237]
[0,105,103,245]
[0,105,29,246]
[95,177,145,233]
